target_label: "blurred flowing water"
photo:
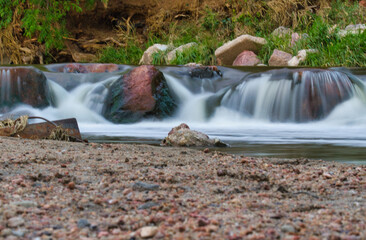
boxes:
[2,65,366,164]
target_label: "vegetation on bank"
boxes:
[0,0,365,67]
[97,0,365,67]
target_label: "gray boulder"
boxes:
[162,123,228,147]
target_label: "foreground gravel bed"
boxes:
[0,136,365,240]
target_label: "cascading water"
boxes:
[1,65,366,163]
[220,69,365,122]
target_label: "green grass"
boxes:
[97,0,366,67]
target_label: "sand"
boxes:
[0,136,365,239]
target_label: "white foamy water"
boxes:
[3,67,366,163]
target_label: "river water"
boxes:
[2,65,366,164]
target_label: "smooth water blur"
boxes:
[3,65,366,164]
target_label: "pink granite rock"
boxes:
[233,51,261,66]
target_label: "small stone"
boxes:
[7,217,25,228]
[11,229,26,237]
[281,224,296,233]
[98,231,109,238]
[138,202,159,210]
[12,201,37,208]
[203,148,209,153]
[67,182,75,190]
[140,226,158,238]
[1,228,12,237]
[272,26,293,37]
[132,182,160,191]
[77,219,90,229]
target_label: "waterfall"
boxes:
[220,69,365,122]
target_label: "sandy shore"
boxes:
[0,136,365,239]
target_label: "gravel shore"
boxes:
[0,136,365,239]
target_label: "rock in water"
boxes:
[103,65,176,123]
[0,67,53,113]
[162,123,228,147]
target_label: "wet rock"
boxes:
[139,44,170,65]
[140,226,158,238]
[268,49,293,66]
[166,42,198,64]
[0,67,52,113]
[188,65,222,78]
[103,65,177,123]
[61,63,119,73]
[215,34,267,65]
[233,50,261,66]
[162,123,228,147]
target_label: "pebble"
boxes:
[140,226,158,238]
[77,219,91,229]
[132,181,160,191]
[138,202,159,210]
[7,217,25,228]
[1,228,12,237]
[11,229,26,237]
[12,200,37,208]
[281,224,296,233]
[67,182,76,190]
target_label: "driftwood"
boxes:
[0,116,82,142]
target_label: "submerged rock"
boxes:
[188,65,223,78]
[60,63,119,73]
[0,67,52,113]
[162,123,228,147]
[103,65,177,123]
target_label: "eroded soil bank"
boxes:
[0,136,365,239]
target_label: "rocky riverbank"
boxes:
[0,136,365,239]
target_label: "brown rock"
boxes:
[162,123,228,147]
[140,226,158,238]
[168,123,190,136]
[215,34,267,65]
[0,67,52,112]
[268,49,293,66]
[233,51,261,66]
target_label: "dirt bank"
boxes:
[0,136,365,239]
